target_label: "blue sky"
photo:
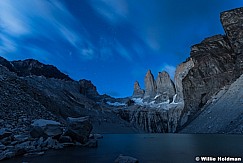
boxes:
[0,0,242,97]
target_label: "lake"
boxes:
[4,134,243,163]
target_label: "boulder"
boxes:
[63,116,92,144]
[43,124,63,138]
[30,126,45,138]
[59,135,72,143]
[30,119,62,138]
[0,128,12,140]
[4,151,15,159]
[0,144,6,150]
[83,139,98,148]
[114,154,139,163]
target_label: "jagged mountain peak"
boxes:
[2,58,74,81]
[132,81,144,98]
[144,69,157,99]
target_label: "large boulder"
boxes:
[30,119,62,138]
[63,116,92,144]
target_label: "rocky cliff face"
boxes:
[132,81,144,98]
[220,8,243,55]
[181,34,236,126]
[180,73,243,134]
[144,70,157,99]
[79,79,99,99]
[220,8,243,77]
[156,71,176,102]
[127,69,182,133]
[180,8,243,128]
[133,69,176,103]
[174,58,194,103]
[117,103,183,133]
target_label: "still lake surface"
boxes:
[5,134,243,163]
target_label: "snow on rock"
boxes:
[154,94,162,99]
[132,97,182,110]
[171,94,178,104]
[32,119,60,127]
[30,119,62,138]
[106,101,126,106]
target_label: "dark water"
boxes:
[4,134,243,163]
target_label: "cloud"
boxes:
[89,0,129,24]
[0,1,30,35]
[0,34,17,55]
[0,0,96,61]
[115,41,132,61]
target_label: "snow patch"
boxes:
[171,94,178,104]
[154,94,161,99]
[132,96,181,110]
[106,101,126,106]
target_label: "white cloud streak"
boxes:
[90,0,128,24]
[0,0,95,60]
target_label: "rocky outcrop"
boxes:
[220,8,243,55]
[117,103,183,133]
[181,34,236,127]
[220,8,243,77]
[180,8,243,128]
[79,79,99,99]
[129,70,180,133]
[0,116,97,161]
[180,73,243,134]
[132,81,144,98]
[11,59,72,81]
[136,70,176,103]
[144,70,157,99]
[156,71,176,102]
[174,58,194,103]
[0,56,16,72]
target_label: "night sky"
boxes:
[0,0,242,97]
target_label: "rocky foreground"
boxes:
[0,115,100,161]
